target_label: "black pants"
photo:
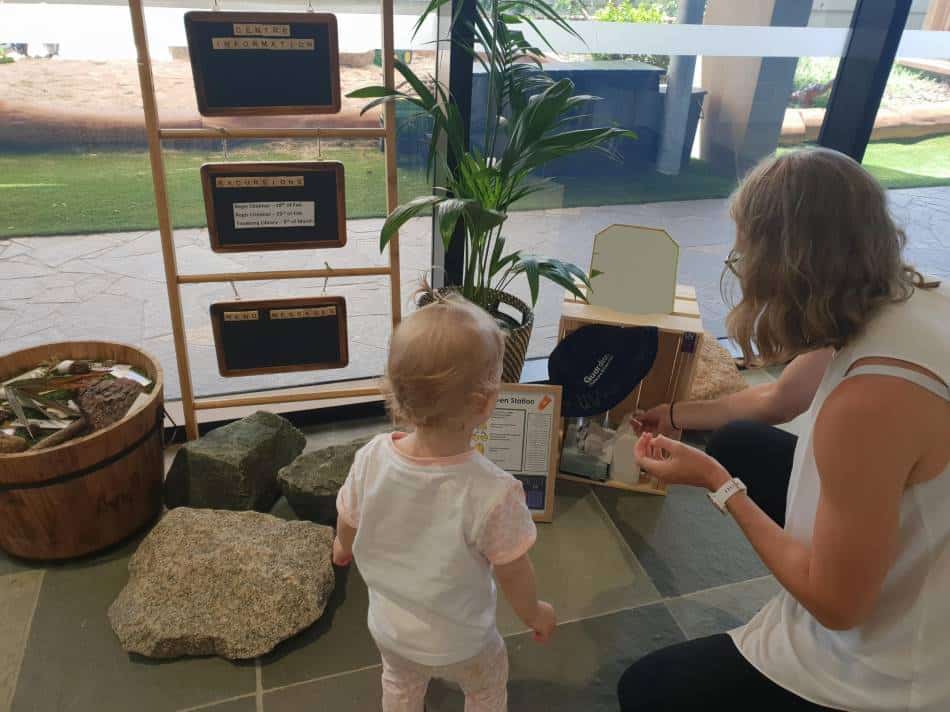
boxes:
[617,421,839,711]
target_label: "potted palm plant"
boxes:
[350,0,635,381]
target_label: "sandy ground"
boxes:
[0,55,436,143]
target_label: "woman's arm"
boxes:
[636,365,940,630]
[639,348,833,434]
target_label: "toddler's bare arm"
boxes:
[494,554,555,642]
[333,520,357,566]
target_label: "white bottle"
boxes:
[609,421,641,485]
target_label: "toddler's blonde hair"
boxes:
[385,293,505,428]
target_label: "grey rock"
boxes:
[164,411,305,512]
[278,438,370,524]
[108,507,335,660]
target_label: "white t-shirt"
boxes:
[337,432,537,666]
[731,285,950,711]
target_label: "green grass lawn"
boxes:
[863,134,950,185]
[2,133,948,238]
[0,144,430,238]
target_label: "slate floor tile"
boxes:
[0,571,44,712]
[431,604,685,712]
[497,481,660,635]
[666,576,781,640]
[595,485,768,597]
[266,604,684,712]
[183,695,258,712]
[11,541,255,712]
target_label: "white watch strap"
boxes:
[708,478,747,515]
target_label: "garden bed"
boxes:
[0,56,434,148]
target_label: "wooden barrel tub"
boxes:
[0,342,164,560]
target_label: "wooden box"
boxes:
[557,284,704,495]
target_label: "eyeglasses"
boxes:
[724,250,742,277]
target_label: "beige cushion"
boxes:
[689,336,747,401]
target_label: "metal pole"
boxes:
[818,0,912,162]
[442,0,476,287]
[656,0,705,175]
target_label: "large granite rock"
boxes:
[108,507,335,660]
[278,438,370,524]
[164,411,305,511]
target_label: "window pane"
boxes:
[0,0,436,401]
[862,0,949,284]
[459,0,858,358]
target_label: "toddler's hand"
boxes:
[529,601,556,644]
[332,536,353,567]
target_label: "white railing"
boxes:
[522,21,948,59]
[1,3,946,61]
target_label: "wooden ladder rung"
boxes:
[159,127,388,140]
[194,383,382,410]
[178,266,392,284]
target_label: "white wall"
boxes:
[808,0,932,29]
[0,3,437,60]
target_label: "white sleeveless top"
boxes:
[731,285,950,712]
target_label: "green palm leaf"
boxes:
[380,195,443,250]
[354,0,634,304]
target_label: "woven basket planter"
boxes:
[417,288,534,383]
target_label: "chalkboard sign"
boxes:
[210,297,348,376]
[184,12,340,116]
[201,162,346,252]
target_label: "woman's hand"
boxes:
[634,404,680,437]
[635,433,730,491]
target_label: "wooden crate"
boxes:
[557,284,704,495]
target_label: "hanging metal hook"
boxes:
[212,0,220,11]
[322,262,331,294]
[230,281,240,299]
[307,0,314,12]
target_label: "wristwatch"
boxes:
[708,478,747,515]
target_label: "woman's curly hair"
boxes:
[724,147,923,365]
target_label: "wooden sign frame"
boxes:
[201,162,347,253]
[184,11,341,116]
[474,383,562,522]
[210,296,348,377]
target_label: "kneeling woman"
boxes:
[620,148,949,711]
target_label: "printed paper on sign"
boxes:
[233,201,316,229]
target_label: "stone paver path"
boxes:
[2,187,947,399]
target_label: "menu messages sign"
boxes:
[210,297,348,376]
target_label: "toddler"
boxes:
[333,295,555,712]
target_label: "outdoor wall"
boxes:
[700,0,814,177]
[808,0,931,29]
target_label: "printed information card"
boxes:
[472,384,561,522]
[233,201,316,229]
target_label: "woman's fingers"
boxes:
[651,435,681,455]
